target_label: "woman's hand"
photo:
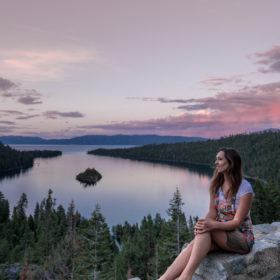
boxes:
[194,218,216,235]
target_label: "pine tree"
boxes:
[78,204,115,279]
[251,180,280,223]
[9,193,33,262]
[56,204,67,240]
[166,187,190,254]
[0,192,10,263]
[157,188,190,275]
[65,200,78,279]
[40,200,80,280]
[0,192,9,224]
[0,238,9,263]
[35,189,57,262]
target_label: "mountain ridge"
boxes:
[0,134,206,145]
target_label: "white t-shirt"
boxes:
[218,179,254,210]
[234,179,255,209]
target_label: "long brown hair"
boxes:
[210,148,243,199]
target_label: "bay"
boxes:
[0,145,212,227]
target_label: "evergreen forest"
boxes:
[0,189,196,280]
[0,182,279,279]
[90,130,280,182]
[0,142,61,174]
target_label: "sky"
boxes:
[0,0,280,139]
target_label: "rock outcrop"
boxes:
[193,222,280,280]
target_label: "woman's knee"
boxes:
[181,240,194,252]
[195,231,211,240]
[192,232,212,246]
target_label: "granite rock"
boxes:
[194,222,280,280]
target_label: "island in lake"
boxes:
[76,168,102,186]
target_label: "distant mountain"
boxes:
[0,135,206,145]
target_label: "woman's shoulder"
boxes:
[237,179,255,197]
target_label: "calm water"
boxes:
[0,145,212,227]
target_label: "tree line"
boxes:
[0,142,61,174]
[0,188,198,280]
[0,185,279,279]
[90,130,280,183]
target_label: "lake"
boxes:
[0,145,213,227]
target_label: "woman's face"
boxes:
[215,151,229,173]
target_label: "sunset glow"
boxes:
[0,0,279,138]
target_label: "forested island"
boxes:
[76,168,102,186]
[0,142,62,175]
[90,130,280,182]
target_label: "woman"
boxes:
[159,148,255,280]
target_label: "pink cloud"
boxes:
[80,82,280,138]
[0,49,95,81]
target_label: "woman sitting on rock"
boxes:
[159,148,255,280]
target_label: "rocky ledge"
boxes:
[193,222,280,280]
[129,222,280,280]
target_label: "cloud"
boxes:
[16,114,40,120]
[254,45,280,73]
[0,77,43,105]
[0,49,95,81]
[128,97,192,104]
[0,110,24,116]
[201,78,231,86]
[0,110,40,121]
[0,126,15,133]
[0,123,20,133]
[0,77,17,91]
[0,121,15,125]
[0,77,20,98]
[43,110,84,119]
[200,76,244,88]
[18,95,42,105]
[131,82,280,113]
[82,82,280,137]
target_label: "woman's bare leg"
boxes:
[177,232,212,280]
[159,233,219,280]
[158,241,194,280]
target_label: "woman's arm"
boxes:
[196,193,253,233]
[194,194,216,234]
[205,194,217,220]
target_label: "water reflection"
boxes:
[128,159,214,177]
[0,167,32,182]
